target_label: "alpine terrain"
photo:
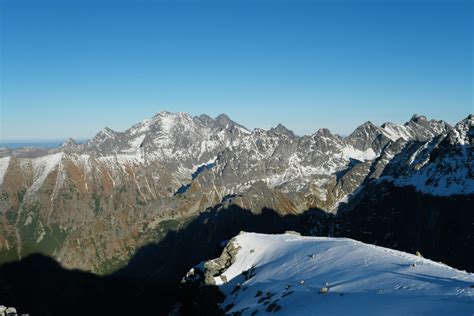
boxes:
[0,112,472,315]
[184,232,474,315]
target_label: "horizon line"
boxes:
[2,111,471,143]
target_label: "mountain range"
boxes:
[0,111,472,314]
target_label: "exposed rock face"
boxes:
[269,123,297,138]
[381,114,452,142]
[345,121,390,152]
[375,115,473,195]
[1,111,471,276]
[182,234,242,287]
[203,236,242,286]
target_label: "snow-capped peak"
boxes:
[383,114,473,196]
[60,138,77,148]
[314,128,335,138]
[444,114,473,146]
[98,127,116,137]
[269,123,296,137]
[215,113,233,126]
[214,113,251,134]
[380,122,412,141]
[408,114,428,124]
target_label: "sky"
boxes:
[1,0,472,141]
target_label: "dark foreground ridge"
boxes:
[1,182,473,315]
[0,206,326,316]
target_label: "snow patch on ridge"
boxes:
[387,164,474,196]
[0,156,10,185]
[31,153,64,191]
[98,152,144,166]
[129,134,146,150]
[381,123,411,141]
[342,146,377,161]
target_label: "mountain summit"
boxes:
[0,112,471,279]
[0,111,472,315]
[269,123,296,137]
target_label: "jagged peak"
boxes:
[197,113,214,121]
[348,121,382,137]
[360,121,378,128]
[403,114,452,134]
[460,114,474,125]
[444,114,473,146]
[193,114,216,127]
[98,127,116,136]
[269,123,295,137]
[381,121,396,128]
[153,110,172,117]
[87,127,119,147]
[409,114,427,123]
[315,128,333,136]
[214,113,250,133]
[215,113,233,125]
[312,128,341,142]
[60,138,77,148]
[152,110,191,120]
[404,114,441,128]
[63,137,77,145]
[149,111,194,130]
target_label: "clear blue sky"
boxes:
[1,0,472,141]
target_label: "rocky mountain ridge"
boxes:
[0,112,471,276]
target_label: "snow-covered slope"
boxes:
[0,156,10,185]
[382,114,473,196]
[199,232,474,315]
[381,114,451,142]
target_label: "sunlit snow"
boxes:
[0,156,10,185]
[216,232,474,315]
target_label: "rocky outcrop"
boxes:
[183,234,243,287]
[203,237,241,286]
[0,306,17,316]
